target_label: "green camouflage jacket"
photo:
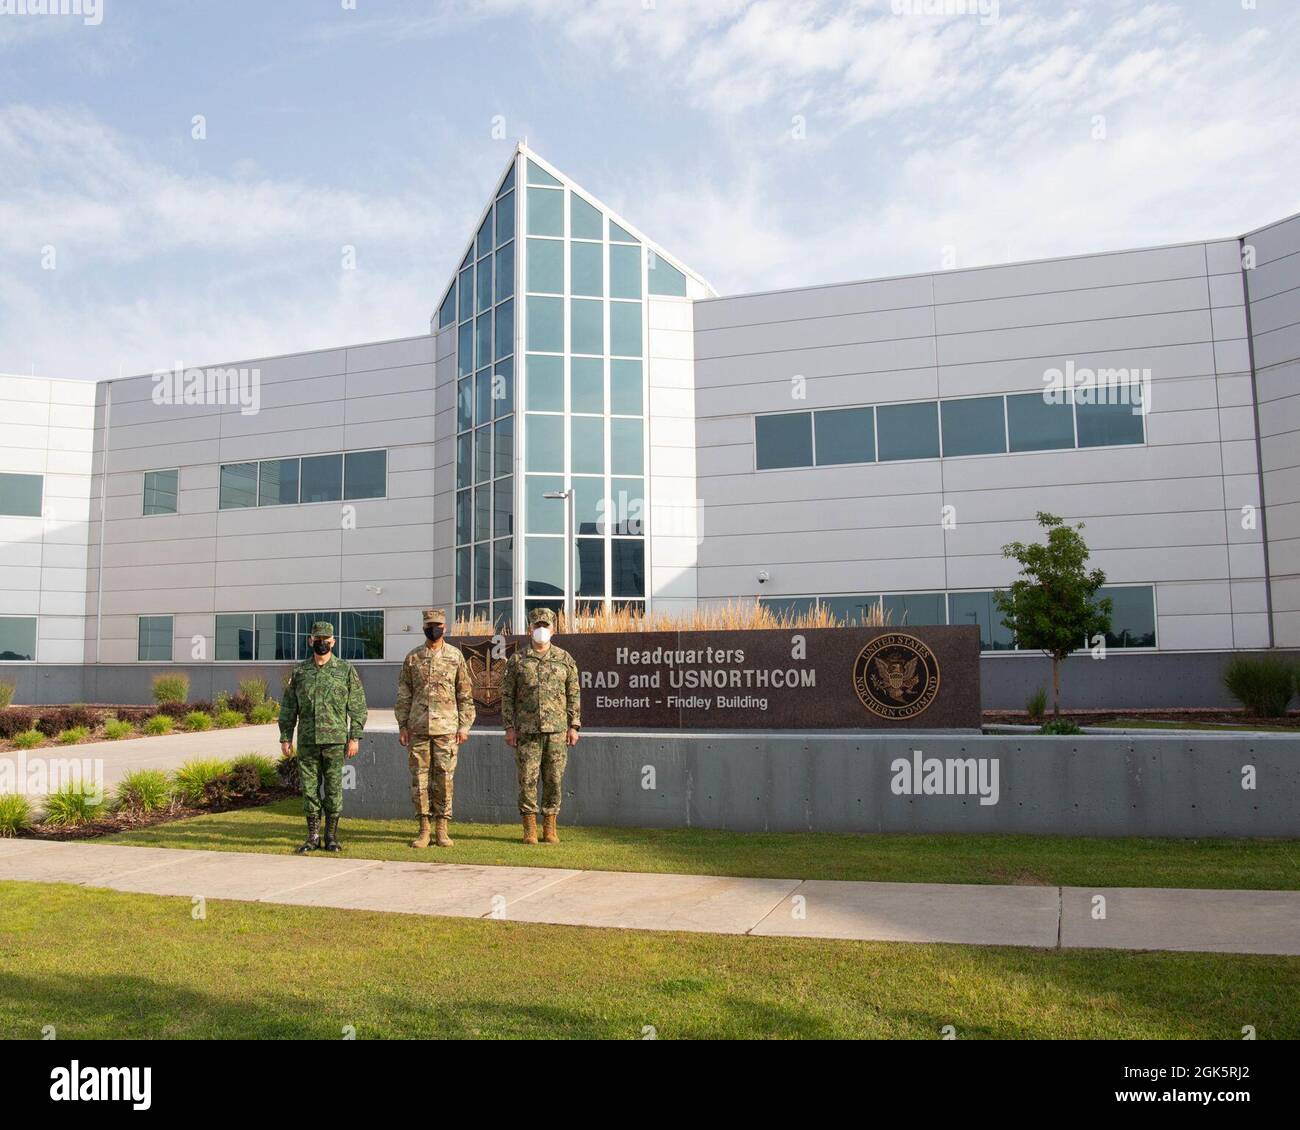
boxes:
[279,654,368,745]
[501,644,581,734]
[394,641,476,736]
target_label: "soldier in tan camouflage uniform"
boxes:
[501,607,581,844]
[395,608,475,848]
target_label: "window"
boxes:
[527,187,563,236]
[574,477,606,535]
[494,241,514,303]
[255,612,298,660]
[1007,391,1075,452]
[494,299,514,360]
[458,266,473,323]
[526,414,564,472]
[143,469,178,516]
[526,536,565,597]
[258,460,299,506]
[495,191,516,244]
[219,463,257,509]
[571,298,603,355]
[343,450,386,500]
[610,301,642,357]
[300,453,343,503]
[1097,585,1156,648]
[610,477,644,535]
[571,416,605,474]
[0,472,42,517]
[1076,388,1146,448]
[648,255,687,296]
[575,536,604,597]
[610,245,641,299]
[438,287,456,328]
[571,241,603,296]
[611,539,645,597]
[609,220,638,244]
[339,610,384,660]
[527,158,561,187]
[949,592,1015,651]
[570,193,603,239]
[527,475,565,533]
[877,401,940,461]
[571,357,604,414]
[0,616,37,661]
[814,406,874,465]
[940,396,1006,457]
[527,238,563,293]
[458,320,474,376]
[755,412,813,470]
[137,616,174,661]
[215,614,255,661]
[882,593,948,626]
[527,354,564,411]
[610,418,643,475]
[610,360,642,415]
[527,296,564,353]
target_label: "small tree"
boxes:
[995,512,1111,720]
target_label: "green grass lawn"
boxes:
[1091,719,1299,733]
[2,880,1296,1039]
[109,798,1300,890]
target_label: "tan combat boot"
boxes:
[434,817,454,847]
[542,814,559,844]
[410,816,431,849]
[522,814,538,844]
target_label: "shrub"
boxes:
[34,706,98,738]
[171,759,231,806]
[230,753,278,790]
[1223,655,1295,718]
[42,783,104,827]
[1025,688,1048,722]
[114,769,174,815]
[0,794,32,837]
[0,707,37,740]
[249,701,279,725]
[1040,718,1083,735]
[227,691,255,717]
[103,718,134,740]
[189,700,215,716]
[277,750,301,793]
[157,700,188,719]
[12,730,43,750]
[143,714,174,736]
[227,760,263,795]
[152,673,189,705]
[239,677,269,705]
[181,711,213,732]
[214,709,244,729]
[214,691,230,714]
[0,681,14,710]
[113,706,157,724]
[57,726,91,745]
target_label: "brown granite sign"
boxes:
[449,625,981,730]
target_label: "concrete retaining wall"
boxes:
[5,649,1298,711]
[346,727,1300,838]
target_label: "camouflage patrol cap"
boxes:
[310,620,335,638]
[530,608,556,628]
[422,608,447,626]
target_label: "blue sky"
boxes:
[2,0,1297,381]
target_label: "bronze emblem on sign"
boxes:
[463,639,514,717]
[853,632,941,720]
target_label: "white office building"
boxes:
[1,144,1297,707]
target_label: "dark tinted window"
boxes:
[876,402,940,461]
[755,412,812,470]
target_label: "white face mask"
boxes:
[532,626,551,644]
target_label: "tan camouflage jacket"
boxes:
[395,642,476,736]
[501,644,581,734]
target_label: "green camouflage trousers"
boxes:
[409,734,458,819]
[298,743,345,818]
[516,731,567,816]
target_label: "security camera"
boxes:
[757,570,770,585]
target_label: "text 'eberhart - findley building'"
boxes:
[1,143,1297,708]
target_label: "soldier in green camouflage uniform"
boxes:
[279,620,368,853]
[501,607,581,844]
[395,608,475,849]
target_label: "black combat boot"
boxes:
[296,815,320,854]
[323,815,342,852]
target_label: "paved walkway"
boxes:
[1,839,1296,954]
[0,725,282,803]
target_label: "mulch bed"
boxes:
[21,787,297,841]
[983,708,1300,729]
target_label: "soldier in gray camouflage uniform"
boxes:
[395,608,475,848]
[279,620,368,853]
[501,607,581,844]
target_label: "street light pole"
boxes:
[543,488,575,630]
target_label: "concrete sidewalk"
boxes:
[2,839,1297,955]
[0,725,282,804]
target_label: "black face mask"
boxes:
[312,639,333,656]
[424,625,444,641]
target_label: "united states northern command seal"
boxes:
[853,632,941,720]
